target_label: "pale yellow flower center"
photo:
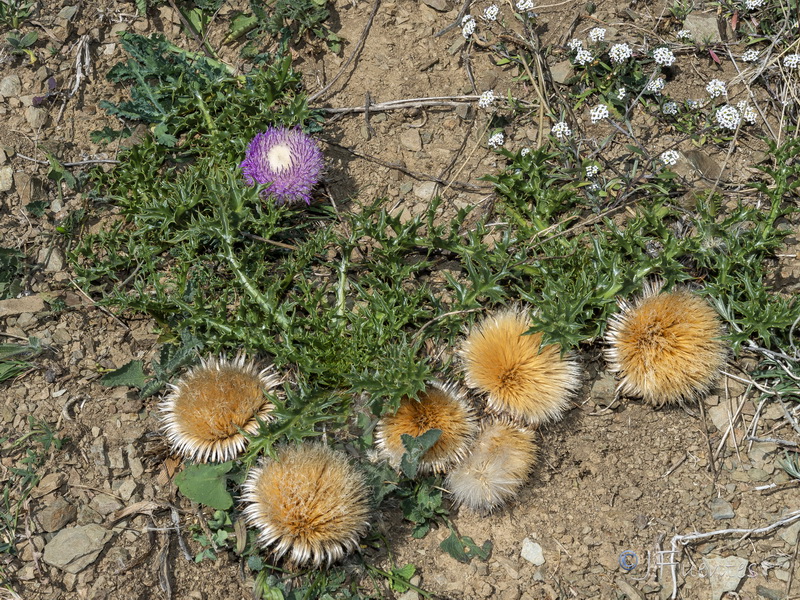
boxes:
[267,143,293,173]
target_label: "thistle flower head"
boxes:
[242,444,371,567]
[445,418,538,513]
[459,306,581,425]
[375,382,477,474]
[159,354,280,463]
[239,126,324,205]
[605,280,728,407]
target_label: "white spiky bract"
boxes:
[605,280,728,406]
[460,306,581,425]
[375,381,478,474]
[445,419,538,513]
[159,354,280,463]
[242,444,371,567]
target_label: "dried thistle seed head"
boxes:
[460,306,581,425]
[445,418,538,513]
[605,280,728,407]
[375,381,478,474]
[159,354,279,463]
[242,444,371,568]
[239,126,324,205]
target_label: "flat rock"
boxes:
[703,556,748,600]
[38,496,77,532]
[421,0,449,10]
[42,525,113,573]
[0,74,22,98]
[25,106,48,130]
[520,538,545,566]
[683,13,723,44]
[400,128,422,152]
[590,372,617,407]
[709,497,735,520]
[0,295,46,318]
[549,60,574,85]
[0,166,12,192]
[414,181,437,200]
[32,472,68,498]
[779,520,800,546]
[707,403,732,432]
[90,493,123,516]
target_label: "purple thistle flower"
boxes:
[239,127,324,205]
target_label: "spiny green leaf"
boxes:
[174,462,234,510]
[100,360,147,389]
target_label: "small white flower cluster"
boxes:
[659,149,680,166]
[551,121,572,139]
[645,78,666,94]
[653,47,676,67]
[609,43,633,64]
[662,101,678,115]
[784,54,800,69]
[705,78,727,98]
[516,0,535,12]
[676,29,692,40]
[744,0,764,10]
[478,89,496,109]
[585,165,599,177]
[520,147,531,156]
[487,132,505,148]
[462,14,476,38]
[574,49,594,66]
[590,104,609,123]
[483,4,499,21]
[588,182,601,191]
[741,49,761,62]
[589,27,606,42]
[715,104,741,129]
[617,87,627,99]
[568,38,583,52]
[736,100,758,124]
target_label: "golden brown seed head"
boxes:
[375,381,477,474]
[445,419,538,513]
[159,354,279,463]
[460,307,580,424]
[605,280,728,406]
[242,444,371,567]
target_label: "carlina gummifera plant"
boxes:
[375,381,478,475]
[445,417,538,513]
[604,279,729,407]
[239,126,325,205]
[459,306,581,425]
[242,443,371,568]
[159,354,280,463]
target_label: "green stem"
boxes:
[364,565,433,599]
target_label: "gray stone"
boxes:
[590,372,617,407]
[38,496,77,532]
[0,75,22,98]
[117,479,137,502]
[42,525,113,573]
[397,591,420,600]
[620,487,643,501]
[0,166,11,192]
[707,403,732,432]
[550,60,574,85]
[88,437,107,467]
[421,0,448,10]
[779,520,800,546]
[756,585,784,600]
[36,247,65,273]
[90,493,122,516]
[704,556,748,600]
[683,13,723,43]
[57,5,79,19]
[25,106,48,130]
[709,498,735,520]
[414,181,437,200]
[615,578,645,600]
[400,129,422,152]
[683,150,730,182]
[32,472,67,498]
[520,538,545,566]
[747,467,769,482]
